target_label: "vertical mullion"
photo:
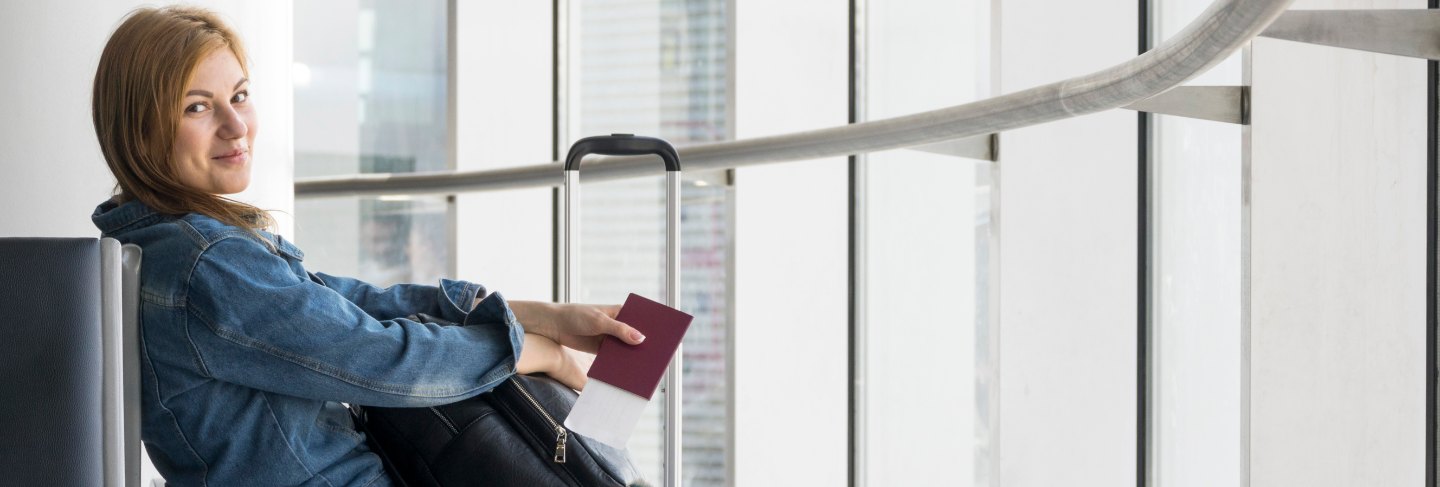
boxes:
[445,0,459,277]
[1239,43,1252,487]
[847,0,867,484]
[1427,1,1437,485]
[552,0,568,303]
[1138,0,1153,485]
[724,0,739,483]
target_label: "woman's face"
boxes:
[171,48,256,195]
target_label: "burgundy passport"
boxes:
[587,293,693,400]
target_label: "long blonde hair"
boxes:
[92,6,274,231]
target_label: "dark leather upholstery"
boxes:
[0,238,104,486]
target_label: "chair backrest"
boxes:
[0,238,141,486]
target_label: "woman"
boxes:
[90,7,639,486]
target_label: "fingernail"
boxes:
[630,330,646,343]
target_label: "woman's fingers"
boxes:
[599,304,622,319]
[546,303,644,351]
[587,304,643,345]
[611,318,645,345]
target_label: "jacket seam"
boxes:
[181,219,271,253]
[359,469,386,487]
[108,213,151,233]
[174,219,212,250]
[101,204,172,235]
[103,213,160,235]
[271,234,305,260]
[180,247,213,376]
[140,319,211,487]
[186,302,493,399]
[177,232,253,378]
[258,393,333,487]
[183,309,214,378]
[443,281,482,317]
[141,291,183,308]
[316,413,365,441]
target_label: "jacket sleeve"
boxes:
[182,235,525,408]
[308,271,480,323]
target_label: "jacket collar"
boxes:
[91,198,302,260]
[270,232,305,260]
[92,198,168,236]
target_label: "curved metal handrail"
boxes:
[296,0,1293,198]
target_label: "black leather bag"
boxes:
[352,317,646,487]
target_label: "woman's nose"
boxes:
[216,104,248,140]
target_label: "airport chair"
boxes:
[0,238,143,486]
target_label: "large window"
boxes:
[290,1,999,485]
[295,1,735,484]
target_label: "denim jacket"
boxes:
[92,199,525,486]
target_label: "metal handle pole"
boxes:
[563,170,579,304]
[663,171,682,487]
[563,134,682,486]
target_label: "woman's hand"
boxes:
[516,333,588,390]
[508,300,645,353]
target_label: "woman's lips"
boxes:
[212,149,248,165]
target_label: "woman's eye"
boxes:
[232,91,248,104]
[186,103,210,114]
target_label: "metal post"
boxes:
[664,171,683,487]
[563,170,579,304]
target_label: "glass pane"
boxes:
[572,0,731,484]
[293,0,450,285]
[1151,0,1243,485]
[860,0,992,484]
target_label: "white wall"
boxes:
[996,0,1138,484]
[1247,0,1427,484]
[0,1,295,239]
[733,0,850,484]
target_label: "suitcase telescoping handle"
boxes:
[563,133,680,172]
[560,133,684,487]
[561,133,681,304]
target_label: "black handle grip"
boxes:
[563,134,681,172]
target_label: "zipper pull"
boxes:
[554,426,568,463]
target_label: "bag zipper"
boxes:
[428,407,460,434]
[510,377,568,463]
